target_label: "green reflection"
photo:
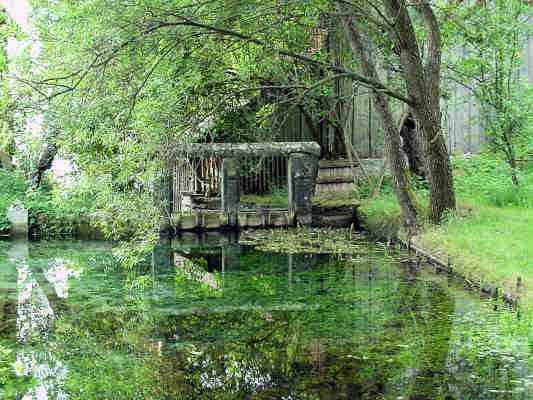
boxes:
[0,237,531,399]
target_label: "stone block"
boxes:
[202,211,222,229]
[238,211,264,228]
[221,157,240,226]
[7,200,28,239]
[178,214,198,230]
[288,153,318,226]
[268,210,292,227]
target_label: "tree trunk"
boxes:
[340,15,419,232]
[399,113,425,178]
[30,142,58,190]
[383,0,456,223]
[502,128,520,186]
[411,105,456,222]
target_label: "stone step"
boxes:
[318,159,358,169]
[316,176,354,184]
[315,182,355,194]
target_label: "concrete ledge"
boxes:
[171,205,360,232]
[173,209,295,231]
[176,142,321,157]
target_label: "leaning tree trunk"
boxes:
[30,142,58,190]
[340,14,419,233]
[383,0,456,223]
[413,108,456,222]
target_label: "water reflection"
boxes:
[174,254,220,289]
[9,241,78,400]
[0,238,531,399]
[43,259,83,299]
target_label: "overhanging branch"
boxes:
[166,15,414,105]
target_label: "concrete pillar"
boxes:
[7,200,28,239]
[222,242,240,274]
[288,153,318,225]
[221,157,240,226]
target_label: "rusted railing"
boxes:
[173,154,289,213]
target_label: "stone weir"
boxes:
[171,205,359,232]
[168,142,359,232]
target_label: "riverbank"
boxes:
[360,155,533,308]
[361,196,532,304]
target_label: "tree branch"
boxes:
[140,16,414,105]
[413,2,442,107]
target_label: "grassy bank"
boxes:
[360,154,533,307]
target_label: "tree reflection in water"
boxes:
[10,242,81,400]
[0,239,531,399]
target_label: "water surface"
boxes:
[0,236,531,399]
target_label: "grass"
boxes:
[359,154,533,308]
[240,187,289,208]
[415,205,533,303]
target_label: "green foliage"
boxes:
[0,341,34,398]
[0,343,13,385]
[452,153,533,207]
[0,170,26,233]
[443,0,533,183]
[0,169,95,237]
[0,122,15,156]
[240,186,289,208]
[356,174,396,200]
[0,9,20,159]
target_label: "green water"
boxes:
[0,236,532,399]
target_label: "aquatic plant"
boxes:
[240,227,376,257]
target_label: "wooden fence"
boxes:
[444,32,533,154]
[276,26,533,158]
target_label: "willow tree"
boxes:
[19,0,457,241]
[17,0,331,254]
[0,8,16,170]
[337,1,457,225]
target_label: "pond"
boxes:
[0,233,532,400]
